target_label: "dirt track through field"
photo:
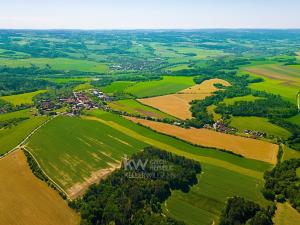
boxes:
[138,79,230,120]
[126,117,278,164]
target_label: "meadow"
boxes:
[230,116,291,139]
[125,76,195,98]
[0,90,46,105]
[0,57,109,73]
[101,81,134,94]
[108,99,175,119]
[0,150,79,225]
[222,95,262,105]
[286,113,300,127]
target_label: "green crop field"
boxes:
[230,116,291,139]
[0,57,108,73]
[73,82,94,91]
[0,109,31,121]
[1,90,46,105]
[101,81,134,93]
[108,99,175,119]
[0,115,47,154]
[43,77,92,84]
[82,109,271,225]
[26,116,146,192]
[240,64,300,104]
[286,113,300,127]
[165,64,191,71]
[125,76,195,98]
[171,47,225,59]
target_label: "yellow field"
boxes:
[138,79,230,120]
[274,203,300,225]
[0,150,79,225]
[0,90,47,105]
[126,117,278,164]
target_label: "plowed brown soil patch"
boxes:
[138,79,230,120]
[126,117,278,164]
[0,150,79,225]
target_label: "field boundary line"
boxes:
[0,114,58,161]
[22,147,70,200]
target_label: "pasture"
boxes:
[222,95,262,105]
[26,115,146,197]
[286,113,300,127]
[165,64,191,71]
[0,150,79,225]
[0,57,108,73]
[0,90,46,105]
[108,99,175,119]
[138,79,230,119]
[125,76,195,98]
[230,116,291,139]
[43,77,92,84]
[126,117,278,164]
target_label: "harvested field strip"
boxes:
[0,150,79,225]
[125,117,278,164]
[82,115,264,179]
[273,203,300,225]
[138,78,231,120]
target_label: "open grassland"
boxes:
[108,99,175,119]
[0,108,31,121]
[0,150,79,225]
[282,145,300,161]
[0,57,108,73]
[273,203,300,225]
[83,110,271,225]
[26,116,146,198]
[125,76,195,98]
[163,164,268,225]
[286,113,300,127]
[0,90,46,105]
[171,47,225,60]
[241,64,300,103]
[230,116,291,139]
[165,64,191,71]
[222,95,262,105]
[138,79,230,120]
[43,77,92,84]
[126,117,278,164]
[73,82,94,91]
[101,81,134,94]
[0,115,47,154]
[207,105,222,121]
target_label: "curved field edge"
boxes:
[0,150,79,225]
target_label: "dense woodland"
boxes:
[70,147,201,225]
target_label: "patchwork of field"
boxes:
[0,57,108,73]
[108,99,175,119]
[126,117,278,164]
[138,79,231,120]
[26,115,146,198]
[125,76,195,98]
[242,63,300,103]
[274,203,300,225]
[0,90,46,105]
[0,112,47,154]
[230,116,291,139]
[81,110,271,225]
[0,150,79,225]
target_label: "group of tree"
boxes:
[219,196,276,225]
[70,146,201,225]
[262,158,300,212]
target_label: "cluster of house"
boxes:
[204,120,237,133]
[91,89,111,102]
[243,130,266,138]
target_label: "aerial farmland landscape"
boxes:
[0,1,300,225]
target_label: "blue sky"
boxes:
[1,0,299,29]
